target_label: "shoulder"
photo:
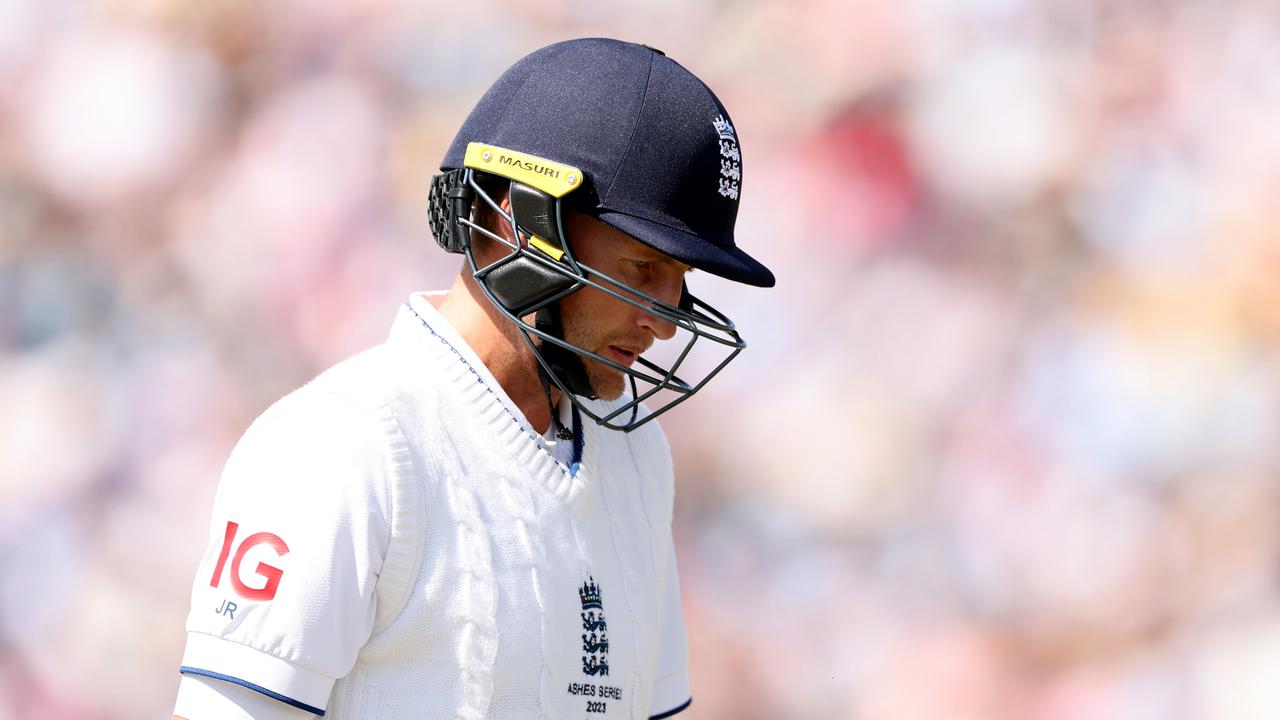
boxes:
[240,349,389,450]
[221,343,416,502]
[241,334,447,450]
[303,341,411,412]
[219,387,387,519]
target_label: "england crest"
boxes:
[579,576,610,677]
[712,114,740,200]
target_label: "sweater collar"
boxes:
[394,292,589,497]
[402,291,537,432]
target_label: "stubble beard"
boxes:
[520,305,627,402]
[561,320,626,401]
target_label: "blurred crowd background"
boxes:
[2,0,1279,718]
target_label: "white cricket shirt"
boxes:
[176,293,691,719]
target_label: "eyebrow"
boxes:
[631,244,690,269]
[643,252,692,274]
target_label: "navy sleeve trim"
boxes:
[650,697,692,720]
[179,666,325,716]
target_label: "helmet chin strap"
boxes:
[538,370,574,441]
[535,303,596,399]
[534,302,594,441]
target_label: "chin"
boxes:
[586,366,626,401]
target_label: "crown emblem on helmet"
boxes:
[712,115,741,200]
[712,114,736,142]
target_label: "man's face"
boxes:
[557,212,690,400]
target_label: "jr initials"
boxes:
[209,520,290,601]
[215,599,238,619]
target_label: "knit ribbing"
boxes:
[401,300,588,506]
[447,475,498,720]
[369,397,423,635]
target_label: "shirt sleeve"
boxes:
[179,388,392,716]
[173,674,317,720]
[648,540,691,719]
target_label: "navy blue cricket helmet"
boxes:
[427,38,774,431]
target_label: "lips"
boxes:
[606,345,643,366]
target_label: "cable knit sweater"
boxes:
[177,293,690,720]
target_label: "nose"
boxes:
[637,278,683,341]
[638,307,678,341]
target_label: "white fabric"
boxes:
[177,292,690,719]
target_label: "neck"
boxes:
[436,272,562,435]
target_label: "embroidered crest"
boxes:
[712,114,740,200]
[579,576,610,677]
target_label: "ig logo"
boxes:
[208,520,290,603]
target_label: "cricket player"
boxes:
[172,37,775,719]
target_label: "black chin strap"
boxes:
[534,301,590,441]
[535,303,595,399]
[540,371,573,441]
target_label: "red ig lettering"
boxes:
[209,521,290,601]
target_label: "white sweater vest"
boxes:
[179,294,690,719]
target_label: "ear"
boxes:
[471,182,518,257]
[490,183,518,244]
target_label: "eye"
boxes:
[630,259,652,270]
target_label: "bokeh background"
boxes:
[3,0,1280,718]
